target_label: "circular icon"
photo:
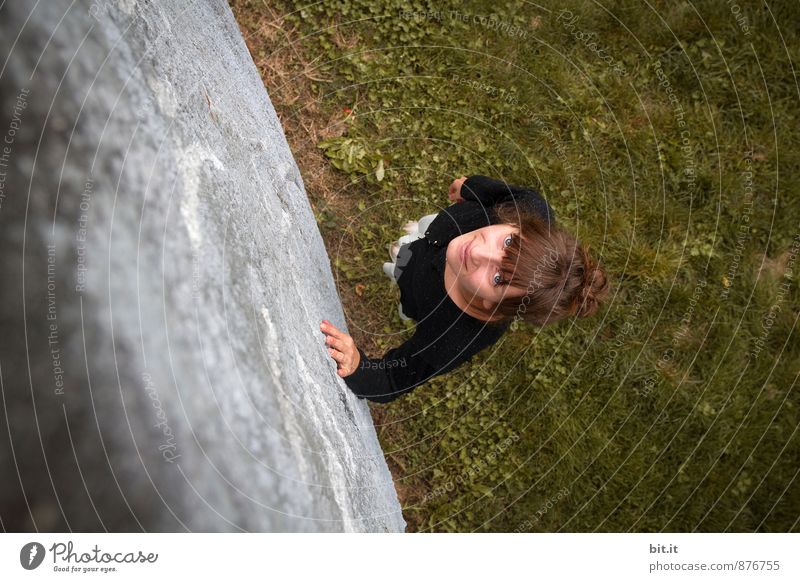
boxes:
[20,542,46,570]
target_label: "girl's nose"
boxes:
[471,240,503,266]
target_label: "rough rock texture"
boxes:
[0,0,405,532]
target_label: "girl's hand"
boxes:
[320,320,361,377]
[448,176,467,203]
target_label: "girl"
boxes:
[320,175,609,403]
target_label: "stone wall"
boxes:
[0,0,405,532]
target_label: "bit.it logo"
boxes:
[20,542,46,570]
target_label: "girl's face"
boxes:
[445,224,524,309]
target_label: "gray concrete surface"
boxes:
[0,0,405,532]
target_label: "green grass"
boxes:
[230,0,800,532]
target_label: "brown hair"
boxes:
[479,202,610,328]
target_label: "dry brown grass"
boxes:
[755,249,792,281]
[230,1,414,522]
[231,2,391,354]
[368,405,428,531]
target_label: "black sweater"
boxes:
[343,175,557,403]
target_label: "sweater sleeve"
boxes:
[461,175,556,224]
[342,329,454,404]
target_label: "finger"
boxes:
[320,321,344,339]
[324,335,342,350]
[327,347,343,363]
[324,329,353,350]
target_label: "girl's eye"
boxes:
[493,234,514,286]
